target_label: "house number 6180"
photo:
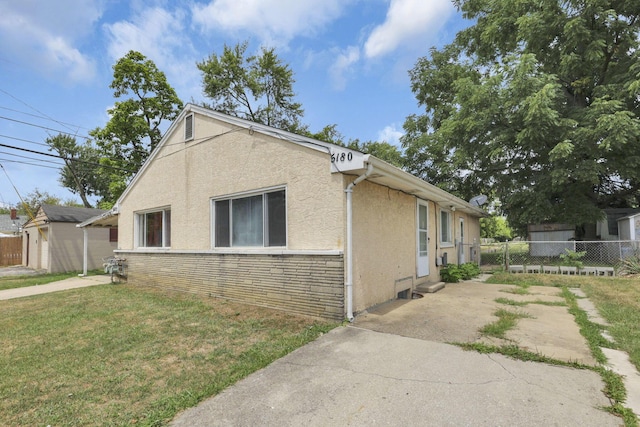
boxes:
[331,152,353,163]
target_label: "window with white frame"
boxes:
[137,208,171,248]
[440,209,453,246]
[213,189,286,248]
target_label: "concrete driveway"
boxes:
[171,280,623,426]
[355,280,596,365]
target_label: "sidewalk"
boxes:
[0,274,112,300]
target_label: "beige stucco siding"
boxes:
[23,223,115,273]
[351,180,417,312]
[118,113,345,251]
[49,223,116,272]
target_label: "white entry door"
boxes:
[417,201,429,277]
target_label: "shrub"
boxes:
[617,252,640,276]
[559,249,586,269]
[440,262,481,283]
[460,262,481,279]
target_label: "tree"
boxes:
[347,140,404,168]
[17,189,81,216]
[91,51,183,206]
[402,0,640,235]
[197,41,304,132]
[480,216,513,241]
[46,134,106,208]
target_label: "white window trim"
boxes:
[439,208,454,247]
[210,186,288,249]
[135,206,171,249]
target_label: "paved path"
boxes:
[171,280,637,426]
[171,326,619,427]
[0,274,111,300]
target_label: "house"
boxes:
[22,205,117,273]
[82,104,485,321]
[0,209,24,235]
[617,212,640,241]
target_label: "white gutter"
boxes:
[344,162,374,322]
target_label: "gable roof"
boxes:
[116,104,487,217]
[0,214,24,233]
[23,205,107,227]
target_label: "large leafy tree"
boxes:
[197,41,304,132]
[91,51,183,206]
[402,0,640,234]
[46,134,106,208]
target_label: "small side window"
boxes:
[185,113,194,141]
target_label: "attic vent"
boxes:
[185,113,194,141]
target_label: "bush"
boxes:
[460,262,481,279]
[617,253,640,276]
[440,262,481,283]
[559,249,586,269]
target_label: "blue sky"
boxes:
[0,0,470,208]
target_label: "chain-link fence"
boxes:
[480,240,640,275]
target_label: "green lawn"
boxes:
[0,282,337,426]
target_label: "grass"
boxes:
[494,297,566,307]
[479,308,533,339]
[579,276,640,372]
[0,282,337,426]
[0,270,102,291]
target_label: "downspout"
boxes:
[81,227,88,276]
[345,162,374,322]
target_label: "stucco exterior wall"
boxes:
[23,225,48,271]
[50,223,116,273]
[351,180,417,312]
[23,223,115,273]
[118,112,345,252]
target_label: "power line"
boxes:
[0,142,137,173]
[0,105,90,131]
[0,133,53,148]
[0,149,65,166]
[0,115,92,141]
[0,158,62,170]
[0,87,81,134]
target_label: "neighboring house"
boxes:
[617,212,640,241]
[82,104,485,321]
[22,205,117,273]
[0,209,24,235]
[594,208,640,240]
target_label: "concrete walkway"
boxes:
[171,280,637,426]
[171,326,619,426]
[0,274,111,300]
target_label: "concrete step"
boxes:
[416,282,445,294]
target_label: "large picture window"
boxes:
[213,189,286,248]
[137,208,171,248]
[440,209,452,246]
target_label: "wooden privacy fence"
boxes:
[0,236,22,266]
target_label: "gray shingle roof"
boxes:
[40,204,107,223]
[0,214,24,233]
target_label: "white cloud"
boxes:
[378,124,404,146]
[364,0,454,59]
[329,46,360,91]
[0,1,103,83]
[103,7,200,100]
[191,0,347,46]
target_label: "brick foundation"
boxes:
[119,251,345,320]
